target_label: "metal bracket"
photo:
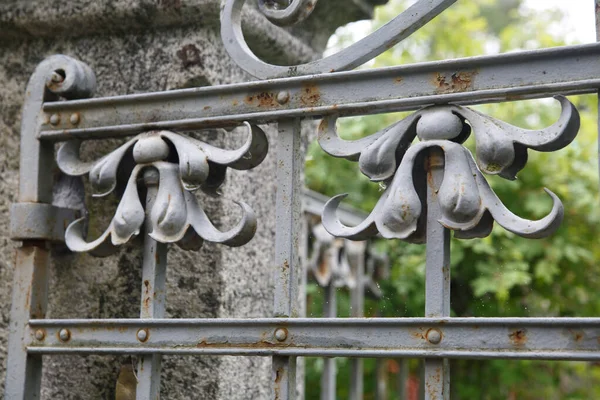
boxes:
[10,203,80,243]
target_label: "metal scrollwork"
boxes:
[221,0,458,79]
[319,96,580,242]
[57,123,269,256]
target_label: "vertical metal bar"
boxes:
[397,359,409,399]
[273,118,302,400]
[321,283,337,400]
[596,0,600,191]
[136,168,168,400]
[423,148,450,400]
[5,244,49,399]
[375,358,387,400]
[350,244,365,400]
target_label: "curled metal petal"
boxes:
[65,166,145,257]
[57,137,138,197]
[318,116,386,161]
[258,0,317,26]
[41,55,96,100]
[171,122,268,170]
[358,114,419,181]
[468,155,564,239]
[186,191,257,247]
[437,143,485,227]
[149,163,190,243]
[221,0,457,79]
[157,131,210,191]
[453,95,579,179]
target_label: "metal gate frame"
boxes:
[6,0,600,399]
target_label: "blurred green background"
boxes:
[304,0,600,398]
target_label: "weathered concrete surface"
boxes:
[0,0,380,398]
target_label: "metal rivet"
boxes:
[69,113,80,125]
[274,328,288,342]
[276,91,290,105]
[58,328,71,342]
[137,328,149,342]
[426,328,442,344]
[51,71,64,83]
[49,114,60,126]
[34,329,45,341]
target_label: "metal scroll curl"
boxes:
[221,0,458,79]
[318,96,580,242]
[57,123,269,256]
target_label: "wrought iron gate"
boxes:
[6,0,600,398]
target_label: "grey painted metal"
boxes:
[56,125,266,256]
[6,54,94,399]
[27,317,600,360]
[37,43,600,141]
[5,246,49,399]
[319,97,578,241]
[136,168,168,400]
[424,148,450,400]
[221,0,457,79]
[10,203,79,242]
[303,189,368,227]
[273,119,303,400]
[349,242,366,400]
[321,284,337,400]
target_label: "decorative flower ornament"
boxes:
[318,96,579,242]
[57,123,268,256]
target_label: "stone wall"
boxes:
[0,0,379,398]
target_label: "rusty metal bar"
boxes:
[27,317,600,360]
[38,43,600,141]
[5,245,49,399]
[136,168,168,400]
[273,118,303,400]
[424,148,451,400]
[321,284,337,400]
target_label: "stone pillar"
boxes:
[0,0,381,398]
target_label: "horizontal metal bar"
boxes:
[28,318,600,360]
[39,43,600,141]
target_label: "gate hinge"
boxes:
[10,203,80,243]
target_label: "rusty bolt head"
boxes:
[34,329,45,341]
[426,328,442,345]
[137,328,149,342]
[49,114,60,126]
[58,328,71,342]
[276,91,290,105]
[274,328,288,342]
[51,71,64,83]
[69,113,80,125]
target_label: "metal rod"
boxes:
[350,247,365,400]
[321,284,337,400]
[596,1,600,196]
[5,245,49,399]
[273,118,303,400]
[398,359,409,399]
[27,317,600,359]
[424,148,450,400]
[136,168,168,400]
[37,43,600,141]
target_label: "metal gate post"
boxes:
[6,55,94,399]
[423,148,451,400]
[321,283,337,400]
[136,168,168,399]
[273,118,303,400]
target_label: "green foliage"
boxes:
[305,0,600,398]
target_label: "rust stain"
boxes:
[245,92,278,107]
[509,329,527,346]
[433,70,478,94]
[203,106,211,111]
[394,77,403,84]
[300,83,321,106]
[144,280,150,295]
[570,330,584,343]
[411,328,427,340]
[196,340,296,349]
